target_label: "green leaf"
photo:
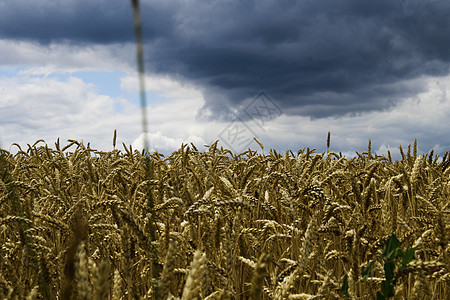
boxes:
[340,274,349,296]
[401,246,416,268]
[377,291,386,300]
[381,280,394,297]
[382,234,402,260]
[362,260,374,281]
[384,261,395,282]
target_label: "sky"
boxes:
[0,0,449,158]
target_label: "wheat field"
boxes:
[0,137,449,299]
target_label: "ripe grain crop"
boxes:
[0,139,449,299]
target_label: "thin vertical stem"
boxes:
[131,0,149,153]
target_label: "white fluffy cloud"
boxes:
[236,74,450,158]
[0,74,133,150]
[0,70,211,154]
[132,132,206,154]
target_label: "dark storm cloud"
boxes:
[2,0,450,119]
[0,0,175,44]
